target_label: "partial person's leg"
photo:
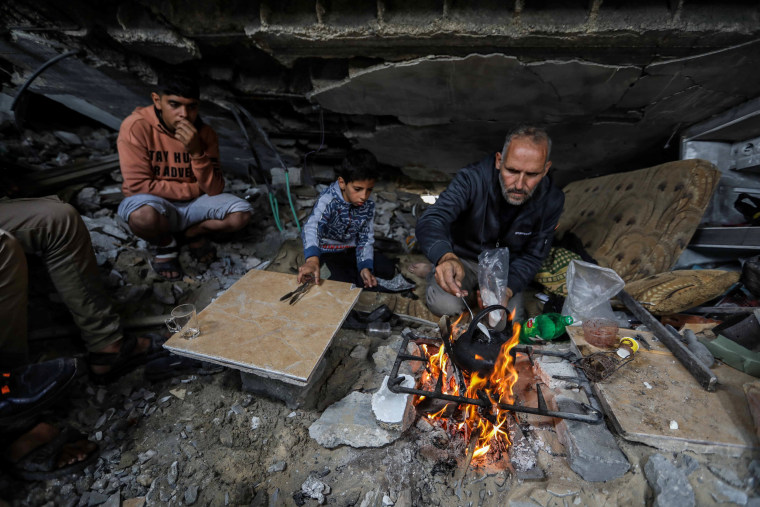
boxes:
[372,251,397,280]
[0,197,153,383]
[181,194,252,247]
[0,229,29,368]
[425,257,478,317]
[0,197,122,353]
[118,194,182,280]
[321,250,361,285]
[178,194,253,263]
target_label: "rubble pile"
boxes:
[1,127,116,169]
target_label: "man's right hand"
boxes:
[434,252,468,298]
[298,256,321,284]
[174,118,203,157]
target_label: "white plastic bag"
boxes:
[561,260,624,324]
[478,248,510,328]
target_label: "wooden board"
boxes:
[567,326,760,457]
[164,270,361,385]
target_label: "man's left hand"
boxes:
[360,268,377,288]
[174,118,203,157]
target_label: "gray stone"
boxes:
[309,391,401,448]
[137,450,156,465]
[371,375,416,432]
[87,492,109,506]
[101,492,120,507]
[644,454,695,507]
[267,461,286,473]
[373,344,408,375]
[167,461,178,486]
[76,187,101,212]
[555,396,630,482]
[184,486,199,506]
[350,345,369,360]
[675,453,700,476]
[712,479,748,505]
[54,130,83,145]
[301,475,331,504]
[709,464,744,488]
[152,283,176,305]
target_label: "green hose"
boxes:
[285,171,301,232]
[268,192,282,231]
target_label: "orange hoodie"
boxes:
[117,106,225,201]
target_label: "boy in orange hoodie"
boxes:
[117,68,252,280]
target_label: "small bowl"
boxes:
[582,318,620,348]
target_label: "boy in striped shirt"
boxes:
[297,150,394,287]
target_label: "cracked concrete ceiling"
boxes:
[2,1,760,186]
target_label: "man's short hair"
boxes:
[156,66,200,100]
[501,126,552,163]
[337,149,378,183]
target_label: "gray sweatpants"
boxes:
[425,257,525,327]
[0,196,122,368]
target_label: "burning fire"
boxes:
[416,310,521,462]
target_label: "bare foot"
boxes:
[152,256,182,280]
[5,422,96,468]
[407,262,433,278]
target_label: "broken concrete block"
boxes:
[371,374,415,432]
[533,356,577,390]
[309,391,401,448]
[644,454,695,507]
[240,357,326,410]
[555,396,630,482]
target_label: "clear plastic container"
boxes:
[582,318,619,348]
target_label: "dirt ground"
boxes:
[1,177,757,506]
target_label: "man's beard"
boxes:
[500,176,533,205]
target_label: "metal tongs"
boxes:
[280,275,315,305]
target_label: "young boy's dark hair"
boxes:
[336,149,378,183]
[156,66,200,100]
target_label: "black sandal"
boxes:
[88,334,164,385]
[150,240,183,281]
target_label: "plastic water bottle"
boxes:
[519,313,574,344]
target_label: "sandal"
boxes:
[88,334,165,385]
[3,425,98,481]
[187,238,217,264]
[0,359,80,430]
[150,239,183,281]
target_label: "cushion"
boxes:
[557,159,720,283]
[534,247,582,296]
[624,269,740,315]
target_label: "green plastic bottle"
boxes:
[519,313,574,344]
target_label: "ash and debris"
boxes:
[2,126,759,507]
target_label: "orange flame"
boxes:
[415,309,521,464]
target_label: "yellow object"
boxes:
[619,336,640,354]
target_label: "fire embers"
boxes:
[415,309,521,463]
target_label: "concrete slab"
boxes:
[164,270,362,385]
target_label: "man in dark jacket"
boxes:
[416,126,564,323]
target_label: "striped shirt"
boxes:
[301,181,375,271]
